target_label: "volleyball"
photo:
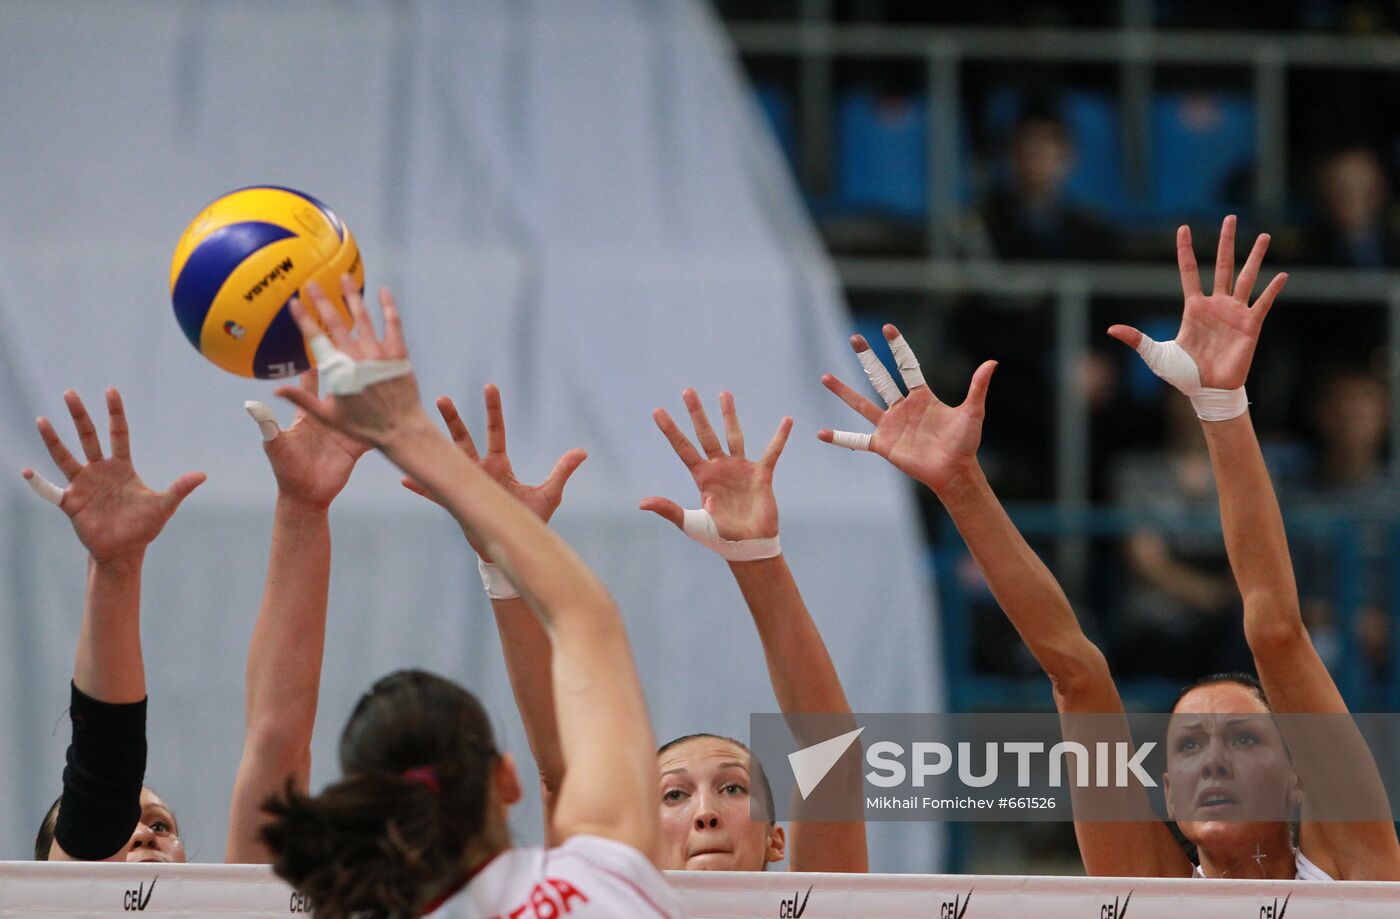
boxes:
[169,186,363,379]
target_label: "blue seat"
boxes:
[981,87,1132,222]
[1150,91,1255,221]
[835,87,929,218]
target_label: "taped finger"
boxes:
[829,430,873,452]
[309,335,413,396]
[23,469,62,506]
[857,347,904,407]
[244,401,281,442]
[887,332,927,391]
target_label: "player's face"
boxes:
[46,787,186,862]
[655,737,783,871]
[1163,684,1297,854]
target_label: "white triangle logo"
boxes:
[787,727,865,800]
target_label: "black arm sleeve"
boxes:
[53,681,147,860]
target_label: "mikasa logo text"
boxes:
[244,257,294,301]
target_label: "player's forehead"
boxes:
[1172,682,1270,717]
[658,737,751,776]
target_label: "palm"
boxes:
[63,460,175,561]
[267,413,369,506]
[874,389,983,492]
[1175,293,1259,391]
[690,455,779,541]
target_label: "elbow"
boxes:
[1047,643,1113,706]
[1243,592,1306,652]
[242,722,313,774]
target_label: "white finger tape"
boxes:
[308,335,413,396]
[857,348,904,408]
[243,401,281,443]
[830,430,873,452]
[478,557,521,601]
[888,333,927,391]
[25,471,62,506]
[681,508,781,562]
[1134,333,1248,422]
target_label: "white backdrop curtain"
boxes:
[0,0,944,871]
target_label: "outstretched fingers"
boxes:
[759,416,794,471]
[303,281,355,353]
[638,496,685,529]
[482,385,507,457]
[1251,272,1289,323]
[853,334,904,407]
[884,323,928,392]
[963,360,998,413]
[653,407,703,469]
[340,274,380,358]
[64,390,104,462]
[1234,232,1271,304]
[35,416,81,480]
[161,470,207,512]
[821,372,884,426]
[682,389,725,459]
[436,396,479,458]
[378,287,407,358]
[1213,214,1237,297]
[718,391,745,457]
[1177,225,1202,300]
[106,388,131,460]
[543,448,588,494]
[21,468,63,505]
[1106,324,1145,350]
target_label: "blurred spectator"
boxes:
[1287,367,1400,677]
[1112,396,1250,679]
[966,107,1115,261]
[1301,146,1400,268]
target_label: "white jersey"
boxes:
[430,835,685,919]
[1191,848,1334,881]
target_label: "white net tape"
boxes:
[2,863,1398,917]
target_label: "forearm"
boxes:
[73,554,147,704]
[243,496,331,752]
[935,466,1109,697]
[1200,413,1303,640]
[491,598,565,802]
[727,556,852,716]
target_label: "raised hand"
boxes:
[21,389,206,562]
[640,389,792,542]
[248,369,370,508]
[819,324,996,496]
[1108,215,1288,391]
[276,276,426,449]
[401,386,587,560]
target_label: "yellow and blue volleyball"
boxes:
[170,186,363,379]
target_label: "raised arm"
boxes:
[401,386,586,843]
[641,389,867,873]
[279,280,657,858]
[1110,217,1400,880]
[22,389,204,860]
[817,329,1187,878]
[225,371,368,863]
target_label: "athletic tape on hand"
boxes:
[888,333,927,391]
[308,335,413,396]
[858,348,904,408]
[24,471,62,506]
[681,508,781,562]
[478,557,521,601]
[1134,333,1249,422]
[244,401,280,443]
[830,430,873,452]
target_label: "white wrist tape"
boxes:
[888,333,927,391]
[477,557,521,600]
[244,401,281,442]
[25,471,62,506]
[681,508,781,561]
[308,335,413,396]
[830,430,873,452]
[857,348,903,408]
[1135,333,1249,422]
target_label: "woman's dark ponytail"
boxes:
[261,670,499,919]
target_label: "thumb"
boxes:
[400,475,433,501]
[1106,324,1144,350]
[963,360,998,413]
[543,448,588,494]
[244,401,281,443]
[162,471,208,511]
[639,496,685,529]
